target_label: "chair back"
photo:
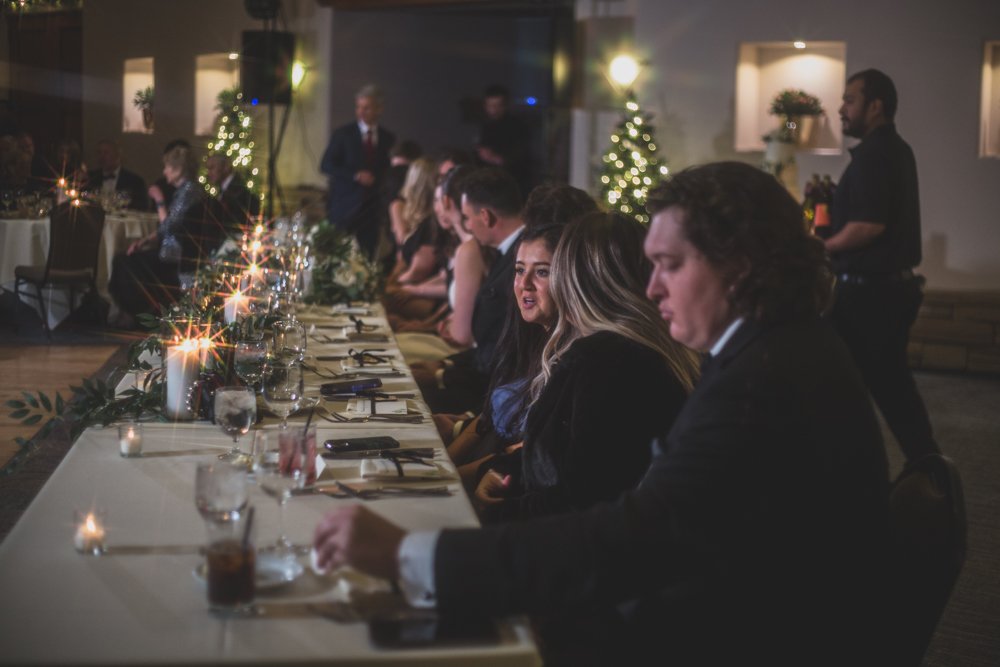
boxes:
[887,453,966,665]
[45,200,106,281]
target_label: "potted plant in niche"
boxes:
[133,86,154,131]
[768,88,823,145]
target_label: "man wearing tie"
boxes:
[319,84,396,258]
[86,139,148,210]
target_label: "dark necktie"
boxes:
[363,129,375,166]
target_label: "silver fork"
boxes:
[327,410,423,424]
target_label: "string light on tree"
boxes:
[599,90,669,225]
[199,86,259,200]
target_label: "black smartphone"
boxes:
[320,377,382,396]
[323,436,400,456]
[369,611,499,648]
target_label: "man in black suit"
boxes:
[411,167,524,414]
[86,139,148,210]
[206,153,259,233]
[319,84,395,259]
[314,162,892,664]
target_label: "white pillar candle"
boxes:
[74,513,105,554]
[164,339,199,420]
[224,291,250,325]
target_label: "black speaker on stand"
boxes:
[241,0,294,221]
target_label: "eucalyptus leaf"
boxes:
[39,393,52,412]
[5,399,25,409]
[23,415,42,426]
[9,408,29,419]
[22,392,39,409]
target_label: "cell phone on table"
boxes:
[319,377,382,396]
[369,610,500,648]
[323,436,400,456]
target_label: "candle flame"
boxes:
[127,428,135,439]
[85,514,97,532]
[177,338,198,353]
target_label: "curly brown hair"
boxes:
[646,161,833,323]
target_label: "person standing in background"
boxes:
[475,84,532,198]
[320,84,396,258]
[823,68,939,463]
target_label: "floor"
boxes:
[0,344,120,469]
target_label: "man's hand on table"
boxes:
[313,505,406,580]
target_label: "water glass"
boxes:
[214,386,257,463]
[234,339,268,389]
[272,319,306,366]
[194,462,247,523]
[262,362,303,429]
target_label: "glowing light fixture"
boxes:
[228,52,239,60]
[793,41,806,49]
[609,54,641,87]
[291,60,306,89]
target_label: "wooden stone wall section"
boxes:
[909,290,1000,374]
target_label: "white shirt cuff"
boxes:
[397,530,440,608]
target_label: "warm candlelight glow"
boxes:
[74,511,106,553]
[254,223,264,236]
[57,177,67,188]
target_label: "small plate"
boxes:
[193,553,304,589]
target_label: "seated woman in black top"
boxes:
[475,212,700,522]
[108,144,206,323]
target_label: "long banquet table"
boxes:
[0,210,158,328]
[0,304,540,666]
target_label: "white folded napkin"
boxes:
[346,398,408,415]
[340,358,396,372]
[331,305,370,316]
[360,458,455,481]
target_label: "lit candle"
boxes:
[224,290,250,325]
[118,423,143,457]
[74,512,106,554]
[198,336,215,370]
[164,339,200,420]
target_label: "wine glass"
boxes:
[214,386,257,463]
[268,290,298,320]
[272,319,306,366]
[234,339,268,391]
[253,426,313,563]
[262,362,303,429]
[194,461,248,523]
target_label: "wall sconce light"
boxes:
[609,54,641,88]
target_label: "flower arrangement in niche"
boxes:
[133,86,155,131]
[769,89,823,117]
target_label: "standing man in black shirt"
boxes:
[475,84,532,198]
[824,68,939,462]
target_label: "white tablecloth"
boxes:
[0,304,540,666]
[0,210,158,328]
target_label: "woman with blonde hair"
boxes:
[384,157,446,319]
[475,211,699,522]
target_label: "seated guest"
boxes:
[205,153,259,231]
[473,213,699,522]
[379,140,422,269]
[314,162,891,665]
[443,182,597,461]
[385,157,445,307]
[108,144,207,324]
[411,167,524,415]
[85,139,148,210]
[147,138,191,212]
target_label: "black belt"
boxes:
[836,269,916,287]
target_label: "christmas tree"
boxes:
[599,92,669,224]
[200,86,259,198]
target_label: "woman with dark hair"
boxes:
[473,212,699,521]
[314,161,891,666]
[108,144,207,323]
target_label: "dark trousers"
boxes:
[108,248,179,319]
[830,277,939,461]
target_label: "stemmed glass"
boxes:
[234,339,268,391]
[262,362,303,429]
[272,319,306,366]
[268,290,298,320]
[195,461,248,523]
[214,387,257,463]
[253,426,313,563]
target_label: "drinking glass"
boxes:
[268,290,298,320]
[262,362,303,429]
[214,386,257,463]
[195,461,248,523]
[253,425,311,559]
[234,339,268,390]
[272,319,306,366]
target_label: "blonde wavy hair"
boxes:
[531,212,699,401]
[399,157,437,236]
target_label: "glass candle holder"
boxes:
[73,510,106,555]
[118,422,143,458]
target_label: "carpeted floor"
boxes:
[0,366,997,665]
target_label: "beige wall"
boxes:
[571,0,1000,290]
